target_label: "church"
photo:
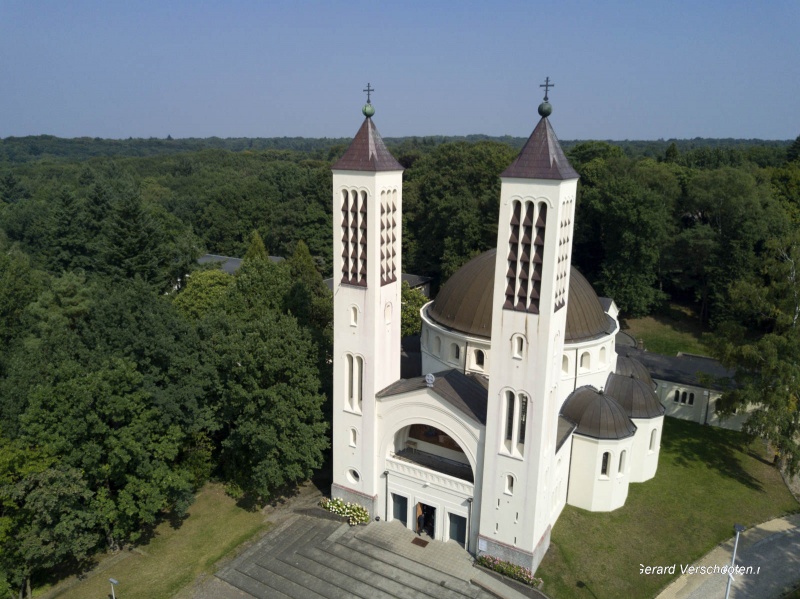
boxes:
[330,84,664,572]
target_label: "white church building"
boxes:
[330,88,664,572]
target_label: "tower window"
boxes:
[505,474,514,495]
[505,391,515,445]
[512,335,525,359]
[474,349,485,369]
[518,395,527,447]
[350,428,358,447]
[649,428,658,452]
[601,452,610,477]
[350,306,358,326]
[618,450,626,474]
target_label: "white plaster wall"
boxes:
[628,415,663,483]
[567,435,633,512]
[420,308,491,377]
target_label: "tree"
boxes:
[173,269,234,320]
[713,234,800,474]
[788,134,800,164]
[401,282,429,338]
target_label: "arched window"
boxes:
[681,391,688,404]
[649,428,658,452]
[599,346,607,365]
[434,336,441,356]
[474,349,485,369]
[356,356,363,411]
[450,343,460,362]
[601,452,610,477]
[349,428,357,447]
[561,354,569,374]
[518,394,527,447]
[350,306,358,326]
[505,474,514,495]
[580,352,590,371]
[674,390,680,403]
[346,354,354,410]
[505,391,515,445]
[384,303,392,324]
[512,335,525,359]
[618,450,626,474]
[688,393,695,406]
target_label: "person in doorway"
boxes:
[417,511,425,536]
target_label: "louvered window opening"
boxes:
[380,189,398,285]
[505,200,546,313]
[554,196,573,312]
[341,189,367,287]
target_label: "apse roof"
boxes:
[332,117,403,172]
[560,386,637,440]
[501,117,579,181]
[428,249,614,342]
[604,372,665,419]
[617,347,734,391]
[376,370,488,426]
[615,355,654,387]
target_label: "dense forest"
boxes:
[1,131,799,597]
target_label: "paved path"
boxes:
[211,511,541,599]
[656,513,800,599]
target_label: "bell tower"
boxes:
[331,88,404,513]
[478,81,579,570]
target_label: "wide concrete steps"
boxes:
[217,514,498,599]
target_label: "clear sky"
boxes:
[1,0,797,140]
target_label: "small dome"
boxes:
[615,356,654,387]
[604,373,665,419]
[428,249,613,342]
[560,386,637,440]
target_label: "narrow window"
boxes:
[619,450,626,474]
[688,393,695,406]
[674,390,680,403]
[384,303,392,324]
[350,428,357,447]
[506,474,514,495]
[451,343,460,362]
[681,391,687,404]
[346,354,354,410]
[580,352,590,370]
[518,395,527,447]
[561,354,569,374]
[434,336,441,356]
[475,349,485,369]
[599,347,607,365]
[649,429,657,451]
[356,356,364,411]
[515,336,524,357]
[601,452,610,476]
[505,391,515,443]
[350,306,358,326]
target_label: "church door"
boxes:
[391,493,408,527]
[448,513,467,548]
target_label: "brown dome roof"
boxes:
[560,386,637,440]
[604,373,665,419]
[615,356,654,387]
[428,249,613,342]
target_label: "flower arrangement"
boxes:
[475,555,543,588]
[319,497,370,525]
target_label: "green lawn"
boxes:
[43,484,267,599]
[623,304,711,356]
[537,417,799,599]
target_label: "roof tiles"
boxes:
[332,117,403,172]
[501,117,578,181]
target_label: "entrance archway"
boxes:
[392,425,473,482]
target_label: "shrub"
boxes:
[476,555,543,588]
[319,497,370,525]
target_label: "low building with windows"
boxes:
[330,91,663,573]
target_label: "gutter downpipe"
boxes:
[466,497,473,554]
[384,470,389,521]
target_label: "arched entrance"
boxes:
[383,422,476,549]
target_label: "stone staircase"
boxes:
[217,513,501,599]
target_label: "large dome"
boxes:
[428,249,613,342]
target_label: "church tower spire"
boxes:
[331,89,404,513]
[478,81,579,571]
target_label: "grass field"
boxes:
[42,484,267,599]
[623,304,711,356]
[537,417,799,599]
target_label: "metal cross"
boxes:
[363,83,374,104]
[540,77,554,101]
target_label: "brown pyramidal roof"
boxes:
[332,117,403,172]
[501,117,578,180]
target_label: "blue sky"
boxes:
[1,0,797,140]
